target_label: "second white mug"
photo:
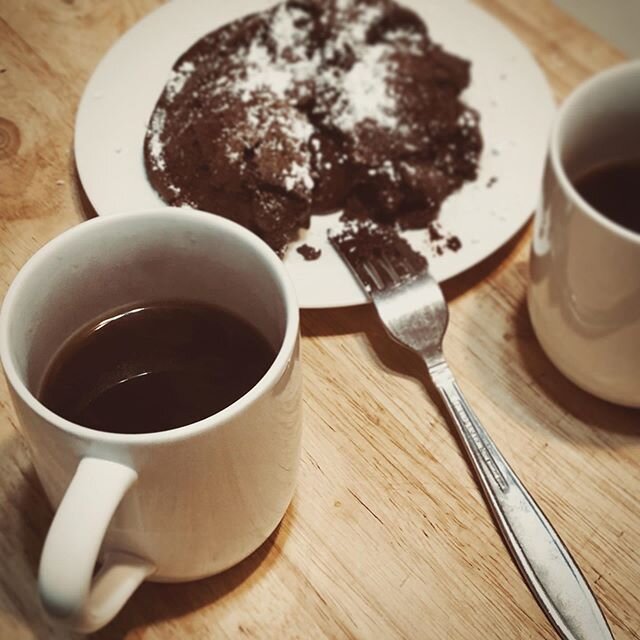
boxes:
[528,60,640,407]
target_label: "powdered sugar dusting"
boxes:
[239,40,292,101]
[144,0,482,257]
[332,46,399,131]
[285,161,315,192]
[233,3,321,105]
[148,108,167,171]
[152,0,409,177]
[315,1,403,134]
[165,61,196,101]
[332,1,382,49]
[210,3,320,192]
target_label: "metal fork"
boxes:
[330,233,614,640]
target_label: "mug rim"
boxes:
[550,58,640,246]
[0,208,300,445]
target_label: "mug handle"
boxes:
[38,457,156,632]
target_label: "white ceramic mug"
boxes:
[528,60,640,407]
[0,208,302,632]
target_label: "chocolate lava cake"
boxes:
[144,0,482,255]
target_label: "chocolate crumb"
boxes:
[446,236,462,252]
[487,176,498,188]
[330,221,427,291]
[426,221,462,256]
[296,243,322,261]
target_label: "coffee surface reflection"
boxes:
[40,302,276,434]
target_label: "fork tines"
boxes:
[328,223,428,295]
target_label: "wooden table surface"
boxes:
[1,1,638,638]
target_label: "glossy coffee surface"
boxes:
[574,158,640,234]
[40,301,276,434]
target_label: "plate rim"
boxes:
[74,0,556,309]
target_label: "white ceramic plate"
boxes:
[75,0,555,308]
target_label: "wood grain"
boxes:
[0,1,637,638]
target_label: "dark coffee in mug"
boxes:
[39,301,276,434]
[573,158,640,234]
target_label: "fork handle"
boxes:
[429,364,614,640]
